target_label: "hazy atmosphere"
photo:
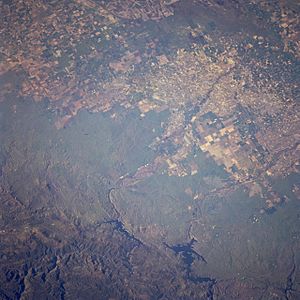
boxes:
[0,0,299,299]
